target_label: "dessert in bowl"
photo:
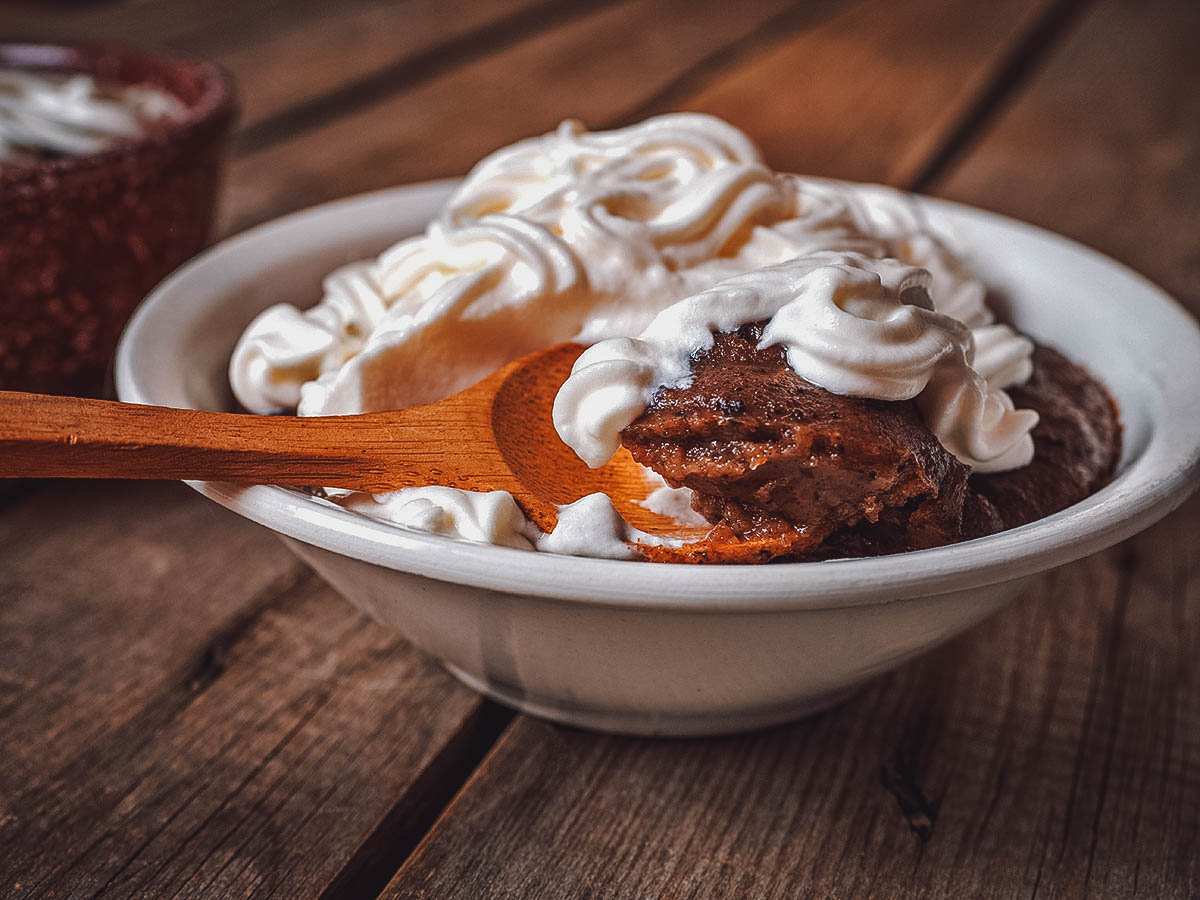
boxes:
[0,41,235,396]
[116,116,1200,735]
[224,115,1117,563]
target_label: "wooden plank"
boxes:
[0,481,491,898]
[934,0,1200,315]
[3,0,581,136]
[222,0,624,150]
[219,0,1056,233]
[0,482,303,785]
[670,0,1074,185]
[219,0,845,233]
[3,0,259,45]
[382,1,1200,897]
[199,0,580,138]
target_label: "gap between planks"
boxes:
[904,0,1093,192]
[231,0,621,156]
[318,700,512,900]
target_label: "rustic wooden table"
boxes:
[2,0,1198,896]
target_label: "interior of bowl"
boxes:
[115,180,1200,610]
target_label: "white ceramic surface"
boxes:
[115,180,1200,736]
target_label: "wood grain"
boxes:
[382,0,1200,897]
[4,0,599,142]
[0,481,492,898]
[934,0,1200,315]
[0,345,557,495]
[671,0,1068,185]
[0,344,689,536]
[3,0,1197,896]
[219,0,834,233]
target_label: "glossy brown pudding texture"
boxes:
[622,325,1120,563]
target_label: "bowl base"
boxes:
[442,662,867,737]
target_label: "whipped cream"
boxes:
[227,113,1037,551]
[636,472,708,528]
[0,70,185,165]
[230,114,1030,419]
[340,486,536,550]
[553,253,1038,474]
[339,487,680,559]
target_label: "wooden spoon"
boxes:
[0,342,702,537]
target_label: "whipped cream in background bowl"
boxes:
[1,41,235,396]
[116,117,1200,735]
[0,67,186,166]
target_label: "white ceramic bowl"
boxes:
[115,180,1200,736]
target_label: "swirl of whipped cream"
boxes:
[230,113,1031,426]
[300,215,590,415]
[553,253,1038,472]
[441,114,772,224]
[229,262,386,413]
[0,70,184,165]
[231,114,799,415]
[971,322,1036,388]
[441,113,794,301]
[228,114,1041,552]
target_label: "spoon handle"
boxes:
[0,391,412,489]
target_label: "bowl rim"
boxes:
[115,181,1200,613]
[0,39,237,188]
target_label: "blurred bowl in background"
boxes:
[0,41,236,396]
